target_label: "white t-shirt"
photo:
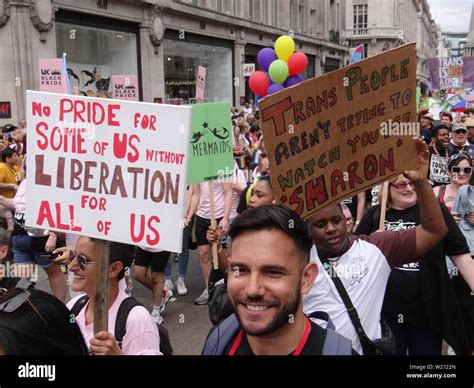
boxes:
[303,229,416,355]
[67,290,162,355]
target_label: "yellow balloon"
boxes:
[275,35,295,62]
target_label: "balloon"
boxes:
[257,48,278,72]
[275,35,295,62]
[284,75,304,88]
[249,71,270,96]
[255,95,262,106]
[288,52,308,75]
[269,60,289,85]
[266,83,284,95]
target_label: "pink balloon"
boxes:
[288,52,308,76]
[249,71,270,97]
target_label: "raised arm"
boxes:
[405,139,448,256]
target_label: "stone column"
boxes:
[234,38,246,107]
[8,0,55,122]
[140,5,165,102]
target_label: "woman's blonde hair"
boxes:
[378,175,403,211]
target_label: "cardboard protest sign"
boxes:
[112,75,139,101]
[26,91,192,253]
[428,57,474,89]
[39,59,68,94]
[187,102,234,184]
[259,43,418,218]
[196,66,207,103]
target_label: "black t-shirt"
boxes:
[342,195,358,219]
[223,320,326,355]
[355,203,469,323]
[421,127,432,145]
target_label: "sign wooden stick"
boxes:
[94,239,110,334]
[379,181,390,231]
[208,181,219,270]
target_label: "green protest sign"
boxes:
[187,102,234,184]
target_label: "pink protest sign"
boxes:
[112,75,139,101]
[196,66,206,103]
[39,58,67,93]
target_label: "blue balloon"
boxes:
[284,74,304,88]
[257,48,278,72]
[266,83,285,95]
[255,96,262,106]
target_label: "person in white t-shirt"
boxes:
[188,181,232,305]
[303,139,448,354]
[243,102,253,117]
[66,237,161,355]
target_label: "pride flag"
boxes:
[349,44,364,64]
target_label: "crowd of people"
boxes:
[0,103,473,356]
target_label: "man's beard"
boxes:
[232,277,302,337]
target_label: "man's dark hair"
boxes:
[431,124,449,137]
[229,205,312,265]
[0,289,89,355]
[2,147,17,163]
[440,111,453,122]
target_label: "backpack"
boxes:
[202,311,353,355]
[70,295,173,355]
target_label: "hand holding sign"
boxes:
[403,139,429,183]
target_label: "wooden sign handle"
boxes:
[378,181,390,231]
[208,181,219,270]
[94,239,110,334]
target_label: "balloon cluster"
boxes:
[249,35,308,100]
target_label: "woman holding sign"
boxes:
[356,173,474,355]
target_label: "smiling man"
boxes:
[302,140,448,355]
[202,205,353,355]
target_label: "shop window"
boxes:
[163,38,232,104]
[56,22,138,98]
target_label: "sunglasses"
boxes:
[0,287,47,324]
[390,181,415,191]
[451,166,472,175]
[72,252,94,271]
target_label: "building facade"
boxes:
[462,3,474,57]
[442,32,468,58]
[0,0,349,126]
[343,0,438,84]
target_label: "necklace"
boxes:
[432,146,449,177]
[324,236,351,267]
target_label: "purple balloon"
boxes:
[284,75,304,88]
[258,48,278,72]
[266,83,285,95]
